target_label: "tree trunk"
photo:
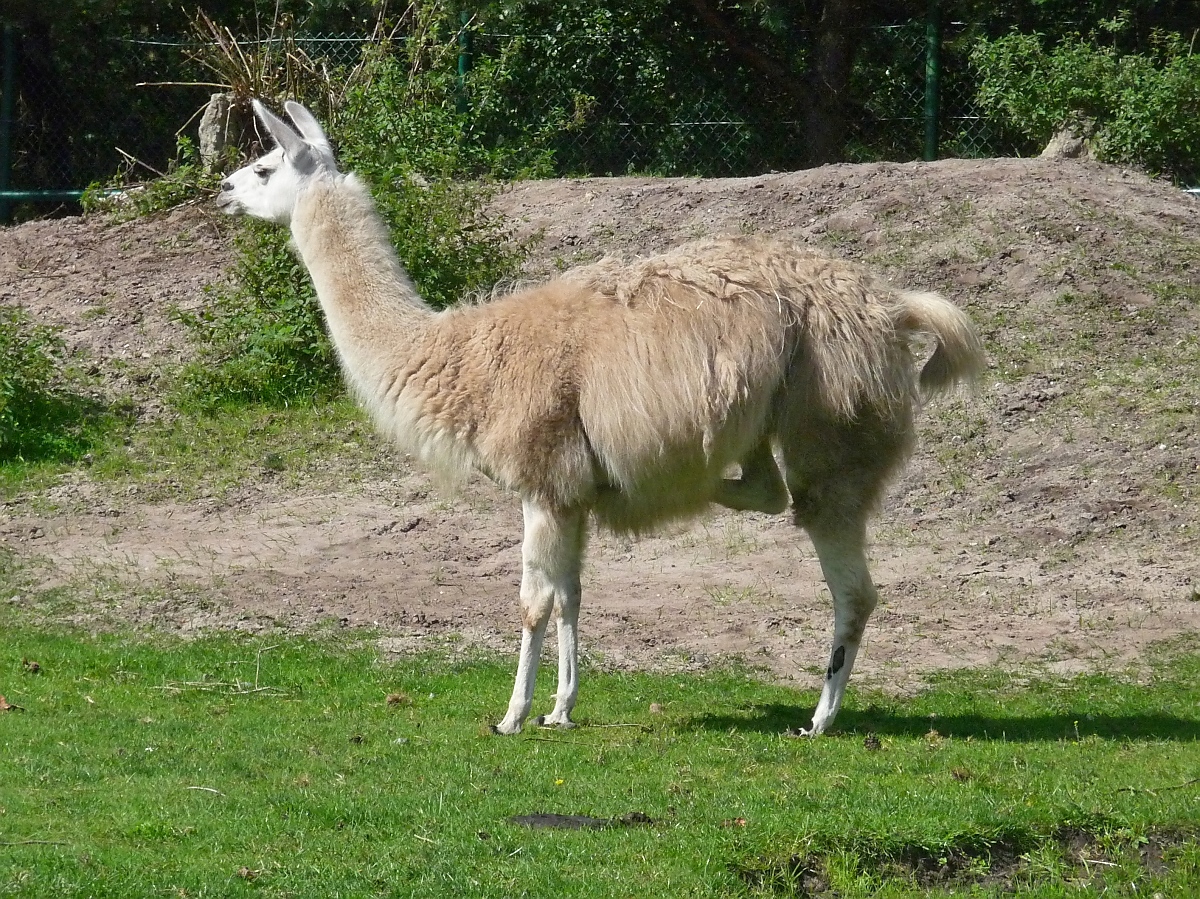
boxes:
[681,0,867,168]
[802,0,865,166]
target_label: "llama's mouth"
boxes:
[213,194,243,215]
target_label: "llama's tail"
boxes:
[897,290,985,396]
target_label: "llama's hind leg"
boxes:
[493,500,585,736]
[536,584,581,728]
[780,404,909,736]
[715,439,788,514]
[794,518,878,737]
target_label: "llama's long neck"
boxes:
[289,174,432,401]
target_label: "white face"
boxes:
[215,101,338,226]
[215,145,301,224]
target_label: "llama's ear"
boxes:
[284,101,331,151]
[252,99,308,161]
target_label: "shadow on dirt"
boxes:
[685,704,1200,741]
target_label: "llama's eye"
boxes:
[254,166,272,181]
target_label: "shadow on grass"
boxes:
[685,704,1200,741]
[0,392,126,466]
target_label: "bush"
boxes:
[172,222,339,410]
[0,306,108,463]
[971,26,1200,181]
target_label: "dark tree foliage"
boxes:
[1,0,1196,190]
[0,0,380,196]
[471,0,933,172]
[467,0,1197,174]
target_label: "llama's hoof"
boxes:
[490,720,523,736]
[784,725,818,738]
[535,714,577,729]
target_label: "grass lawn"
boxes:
[1,623,1197,898]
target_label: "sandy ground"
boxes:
[2,156,1198,709]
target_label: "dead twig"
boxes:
[1118,776,1198,796]
[525,736,585,745]
[115,147,167,180]
[186,786,225,796]
[589,723,652,731]
[151,680,288,696]
[135,80,230,89]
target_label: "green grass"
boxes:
[0,305,122,471]
[89,398,383,499]
[0,398,383,504]
[1,622,1197,898]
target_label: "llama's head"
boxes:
[216,100,338,225]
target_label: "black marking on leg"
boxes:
[830,645,846,676]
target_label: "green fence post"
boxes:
[0,24,17,225]
[923,0,941,162]
[456,10,472,116]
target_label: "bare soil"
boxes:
[2,157,1198,702]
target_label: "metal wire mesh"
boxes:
[3,18,1181,213]
[471,21,1012,180]
[4,35,202,194]
[0,33,371,199]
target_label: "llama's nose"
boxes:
[220,180,233,192]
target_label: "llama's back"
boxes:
[564,236,937,532]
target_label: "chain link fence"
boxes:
[474,18,1019,179]
[0,27,374,220]
[845,20,1023,163]
[0,19,1036,221]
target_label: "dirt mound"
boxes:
[2,157,1198,701]
[0,204,233,416]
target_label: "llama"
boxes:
[216,100,984,736]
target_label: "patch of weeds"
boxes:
[736,827,1198,896]
[0,305,123,469]
[87,397,383,501]
[0,549,78,625]
[706,583,769,607]
[704,516,760,560]
[921,401,992,492]
[1071,287,1200,443]
[82,136,223,222]
[819,228,860,251]
[965,307,1049,382]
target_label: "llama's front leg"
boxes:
[715,439,788,514]
[795,523,879,737]
[493,500,585,735]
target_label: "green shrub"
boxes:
[0,306,109,463]
[972,26,1200,180]
[172,222,339,410]
[333,13,561,180]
